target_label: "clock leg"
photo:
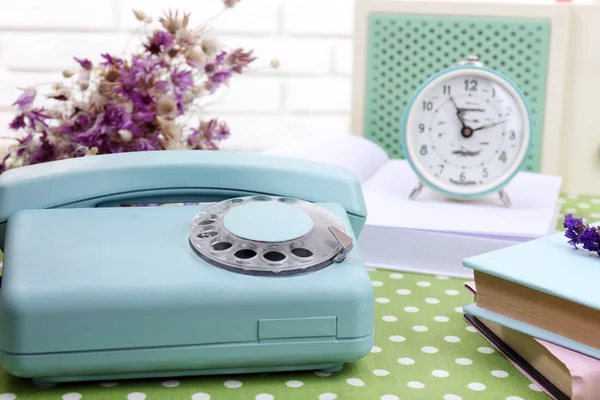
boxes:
[498,189,512,208]
[409,181,424,200]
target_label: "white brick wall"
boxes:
[0,0,354,152]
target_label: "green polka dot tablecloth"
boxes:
[0,193,596,400]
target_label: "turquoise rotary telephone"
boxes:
[0,150,375,385]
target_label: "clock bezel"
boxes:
[401,65,533,199]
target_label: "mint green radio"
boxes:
[0,150,374,385]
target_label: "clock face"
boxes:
[403,68,531,196]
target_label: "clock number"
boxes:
[420,145,428,155]
[482,167,488,178]
[492,88,496,98]
[459,172,466,182]
[438,164,444,174]
[422,101,433,111]
[499,151,507,163]
[464,79,478,91]
[509,130,516,140]
[419,123,425,133]
[443,85,451,95]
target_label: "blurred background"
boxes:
[0,0,354,153]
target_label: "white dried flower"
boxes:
[133,9,147,22]
[270,59,281,69]
[62,69,75,78]
[201,37,221,56]
[118,129,133,143]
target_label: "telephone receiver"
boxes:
[0,149,367,251]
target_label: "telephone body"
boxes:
[0,150,374,385]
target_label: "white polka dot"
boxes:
[371,280,383,286]
[558,197,566,204]
[191,394,211,400]
[416,281,431,287]
[567,193,578,199]
[468,383,486,391]
[579,203,591,209]
[286,380,304,388]
[162,380,180,387]
[425,297,440,304]
[256,394,274,400]
[396,289,411,295]
[346,378,364,386]
[506,397,524,400]
[478,346,494,354]
[412,325,428,332]
[432,370,450,378]
[443,395,462,400]
[444,336,460,343]
[445,289,460,296]
[436,275,450,280]
[591,213,600,219]
[465,326,477,332]
[565,207,577,213]
[127,393,147,400]
[375,297,390,303]
[371,346,382,353]
[455,306,463,313]
[529,383,542,392]
[421,346,438,353]
[434,316,450,322]
[62,393,82,400]
[389,273,404,279]
[389,335,406,342]
[404,306,419,312]
[407,381,425,389]
[455,358,473,365]
[373,369,390,376]
[491,370,509,378]
[591,198,600,204]
[99,381,118,387]
[314,371,331,377]
[224,380,243,389]
[382,315,397,322]
[397,357,415,365]
[381,396,399,400]
[319,394,338,400]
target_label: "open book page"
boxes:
[363,160,562,238]
[263,134,388,183]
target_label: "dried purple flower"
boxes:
[562,213,600,256]
[12,87,37,110]
[223,0,241,8]
[1,4,263,174]
[74,57,93,70]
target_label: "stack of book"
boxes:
[462,229,600,400]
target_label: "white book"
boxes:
[264,134,562,278]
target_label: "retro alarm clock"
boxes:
[0,150,374,385]
[401,56,533,207]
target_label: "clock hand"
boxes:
[472,120,508,132]
[448,96,467,128]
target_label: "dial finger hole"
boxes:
[291,248,313,258]
[211,242,233,251]
[195,213,217,225]
[234,249,257,259]
[251,195,272,202]
[263,251,286,262]
[226,198,245,205]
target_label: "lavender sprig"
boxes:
[563,214,600,255]
[1,2,280,174]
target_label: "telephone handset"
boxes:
[0,150,374,385]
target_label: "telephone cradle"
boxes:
[0,150,375,385]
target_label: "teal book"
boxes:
[462,229,600,356]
